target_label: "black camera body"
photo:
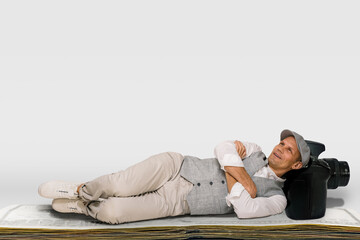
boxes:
[283,140,350,220]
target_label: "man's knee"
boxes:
[96,200,127,224]
[142,151,184,175]
[166,152,184,164]
[148,151,183,163]
[159,151,184,170]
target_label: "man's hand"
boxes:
[234,140,246,159]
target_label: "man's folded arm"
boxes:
[228,183,287,219]
[214,140,261,198]
[224,166,257,198]
[214,140,263,170]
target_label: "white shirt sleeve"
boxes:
[226,182,287,218]
[214,140,244,171]
[241,141,262,157]
[214,140,263,171]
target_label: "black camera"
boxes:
[283,140,350,220]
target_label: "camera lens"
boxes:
[323,158,350,189]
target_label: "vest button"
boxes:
[197,183,201,186]
[222,180,225,184]
[210,182,213,185]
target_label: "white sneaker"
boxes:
[52,198,87,214]
[38,181,82,199]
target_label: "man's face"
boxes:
[268,136,302,173]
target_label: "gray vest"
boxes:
[179,151,285,215]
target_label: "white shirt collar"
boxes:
[267,165,286,182]
[254,165,286,183]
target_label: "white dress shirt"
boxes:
[214,140,287,218]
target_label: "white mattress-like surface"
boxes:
[0,204,359,229]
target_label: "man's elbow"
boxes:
[233,198,286,219]
[233,199,261,219]
[234,205,261,219]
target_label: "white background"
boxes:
[1,0,359,214]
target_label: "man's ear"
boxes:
[292,161,303,170]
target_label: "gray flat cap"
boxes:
[280,129,310,168]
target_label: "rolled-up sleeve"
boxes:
[214,140,244,171]
[214,140,263,171]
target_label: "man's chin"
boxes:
[268,154,276,162]
[268,155,280,165]
[270,153,282,161]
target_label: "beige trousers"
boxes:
[78,152,193,224]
